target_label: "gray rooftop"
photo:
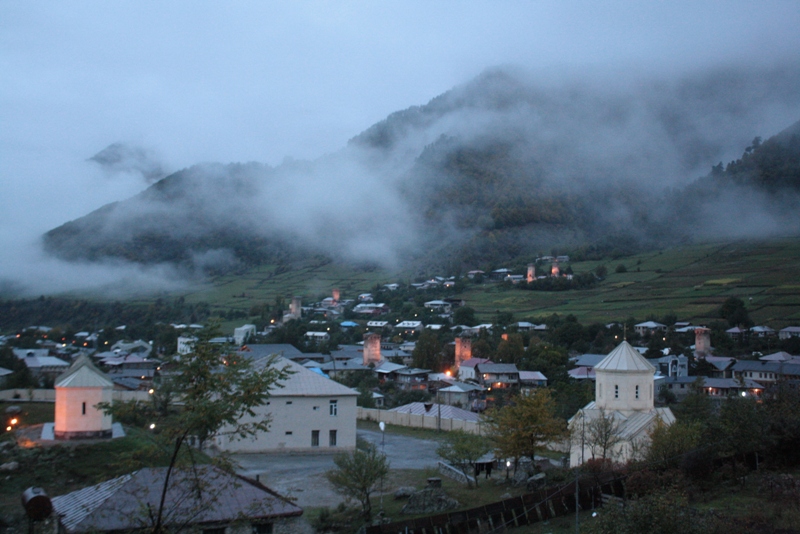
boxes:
[51,466,302,533]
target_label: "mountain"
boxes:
[42,66,800,275]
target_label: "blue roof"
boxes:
[340,321,359,327]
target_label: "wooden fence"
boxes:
[365,472,626,534]
[358,408,484,435]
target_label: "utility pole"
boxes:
[575,469,580,534]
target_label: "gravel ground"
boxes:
[230,428,442,508]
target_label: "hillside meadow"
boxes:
[160,237,800,329]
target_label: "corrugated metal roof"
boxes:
[256,356,358,397]
[594,341,655,373]
[51,466,301,533]
[55,355,114,388]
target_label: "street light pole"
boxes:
[379,421,386,514]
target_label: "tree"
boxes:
[495,333,524,364]
[484,389,564,465]
[719,296,752,328]
[585,408,623,461]
[436,430,492,488]
[101,323,290,534]
[411,329,442,370]
[453,306,477,326]
[325,442,390,521]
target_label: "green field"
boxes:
[159,237,800,328]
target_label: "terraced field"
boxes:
[164,237,800,327]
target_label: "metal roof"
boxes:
[51,466,302,533]
[55,355,114,388]
[256,356,358,397]
[594,341,655,373]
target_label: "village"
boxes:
[2,264,800,534]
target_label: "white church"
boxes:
[568,340,675,466]
[54,355,115,439]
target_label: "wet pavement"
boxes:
[231,428,442,508]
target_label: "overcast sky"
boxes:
[1,1,799,295]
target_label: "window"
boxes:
[285,431,293,435]
[312,430,319,447]
[286,401,293,405]
[635,385,640,399]
[614,385,619,399]
[329,429,337,447]
[252,524,272,534]
[599,384,602,398]
[313,406,320,411]
[81,402,86,415]
[329,400,338,416]
[204,528,226,534]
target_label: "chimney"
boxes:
[527,264,535,283]
[695,327,711,356]
[455,336,472,367]
[363,333,382,365]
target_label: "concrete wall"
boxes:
[358,407,484,435]
[0,388,151,403]
[215,393,358,453]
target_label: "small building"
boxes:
[51,465,302,534]
[395,368,431,391]
[12,348,69,385]
[634,321,667,337]
[519,371,548,388]
[750,325,776,337]
[779,326,800,340]
[234,324,257,346]
[54,355,114,440]
[457,358,493,381]
[475,363,520,389]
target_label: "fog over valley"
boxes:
[2,2,799,296]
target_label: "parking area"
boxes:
[231,428,441,508]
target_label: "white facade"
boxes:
[215,357,358,453]
[54,355,114,439]
[569,341,674,466]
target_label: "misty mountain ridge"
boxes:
[43,65,800,277]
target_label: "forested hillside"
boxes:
[41,68,800,277]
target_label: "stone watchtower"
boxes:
[363,333,382,365]
[694,327,711,356]
[454,336,472,368]
[54,355,114,439]
[594,341,655,412]
[527,264,536,283]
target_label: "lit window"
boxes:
[330,400,338,416]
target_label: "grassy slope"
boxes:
[168,237,800,328]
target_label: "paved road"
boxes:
[231,428,441,508]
